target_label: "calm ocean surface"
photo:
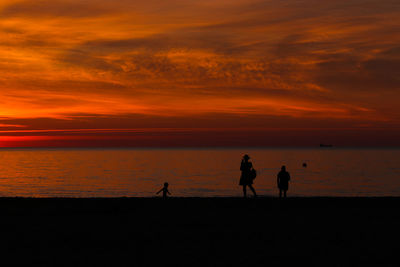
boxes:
[0,148,399,197]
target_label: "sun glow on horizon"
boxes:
[0,0,399,146]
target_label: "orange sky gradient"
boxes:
[0,0,399,147]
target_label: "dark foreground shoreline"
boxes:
[1,197,399,266]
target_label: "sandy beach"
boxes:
[0,197,398,266]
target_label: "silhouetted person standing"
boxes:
[239,154,257,198]
[157,182,171,199]
[277,166,290,198]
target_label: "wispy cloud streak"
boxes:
[0,0,399,146]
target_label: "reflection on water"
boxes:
[0,148,399,197]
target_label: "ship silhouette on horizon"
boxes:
[320,144,333,147]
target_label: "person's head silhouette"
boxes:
[281,165,286,171]
[164,182,169,187]
[243,154,250,161]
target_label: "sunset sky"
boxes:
[0,0,399,147]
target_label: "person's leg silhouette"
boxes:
[248,185,257,197]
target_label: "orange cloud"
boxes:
[0,0,399,146]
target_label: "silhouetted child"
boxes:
[157,182,171,199]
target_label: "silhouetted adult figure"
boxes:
[239,154,257,198]
[277,166,290,198]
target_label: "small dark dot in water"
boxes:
[303,163,307,167]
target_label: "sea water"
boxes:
[0,148,399,197]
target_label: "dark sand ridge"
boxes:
[0,197,398,266]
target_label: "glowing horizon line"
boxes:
[0,126,399,135]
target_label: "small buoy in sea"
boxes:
[302,163,307,168]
